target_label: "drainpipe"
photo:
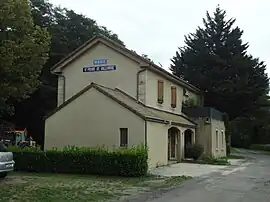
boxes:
[144,121,147,148]
[51,71,65,106]
[136,68,147,101]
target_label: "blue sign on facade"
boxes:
[93,59,108,65]
[83,65,116,72]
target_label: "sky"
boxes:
[51,0,270,74]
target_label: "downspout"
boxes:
[51,71,66,106]
[144,120,147,148]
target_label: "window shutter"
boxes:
[157,80,164,104]
[171,86,177,108]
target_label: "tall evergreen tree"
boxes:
[170,6,269,120]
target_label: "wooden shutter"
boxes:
[120,128,128,147]
[171,86,177,108]
[157,80,164,104]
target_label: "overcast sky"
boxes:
[51,0,269,74]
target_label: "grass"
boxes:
[182,156,230,165]
[198,156,230,165]
[249,144,270,156]
[228,154,246,159]
[230,148,240,153]
[262,151,270,155]
[0,172,190,202]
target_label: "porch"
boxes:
[167,127,195,163]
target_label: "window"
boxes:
[171,86,177,108]
[157,80,164,104]
[221,130,224,148]
[216,130,219,149]
[183,89,189,97]
[120,128,128,147]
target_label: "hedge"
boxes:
[11,145,148,177]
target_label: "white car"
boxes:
[0,142,15,178]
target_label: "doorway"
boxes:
[184,129,193,158]
[168,127,180,161]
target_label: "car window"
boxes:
[0,142,8,152]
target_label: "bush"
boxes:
[250,144,270,152]
[12,145,148,177]
[185,144,204,160]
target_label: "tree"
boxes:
[10,0,124,145]
[0,0,50,120]
[170,6,269,120]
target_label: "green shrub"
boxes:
[12,144,148,177]
[8,146,41,152]
[185,144,204,160]
[250,144,270,152]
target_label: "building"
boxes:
[44,35,226,168]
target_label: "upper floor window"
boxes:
[157,80,164,104]
[183,89,189,97]
[171,86,177,108]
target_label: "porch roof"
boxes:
[94,83,196,128]
[46,82,197,128]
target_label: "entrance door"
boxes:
[170,133,177,160]
[168,133,177,160]
[168,127,179,161]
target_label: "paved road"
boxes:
[147,150,270,202]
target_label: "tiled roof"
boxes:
[94,84,196,128]
[51,35,200,93]
[46,82,197,129]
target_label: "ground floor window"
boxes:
[120,128,128,147]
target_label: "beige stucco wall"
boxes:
[194,118,212,156]
[145,70,183,114]
[60,43,141,103]
[145,70,201,114]
[147,121,168,168]
[193,117,226,157]
[211,119,226,157]
[45,88,145,150]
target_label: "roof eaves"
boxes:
[50,36,99,71]
[93,85,147,120]
[44,83,95,120]
[145,117,169,124]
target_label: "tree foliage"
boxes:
[9,0,124,144]
[170,6,270,147]
[170,6,269,120]
[0,0,50,119]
